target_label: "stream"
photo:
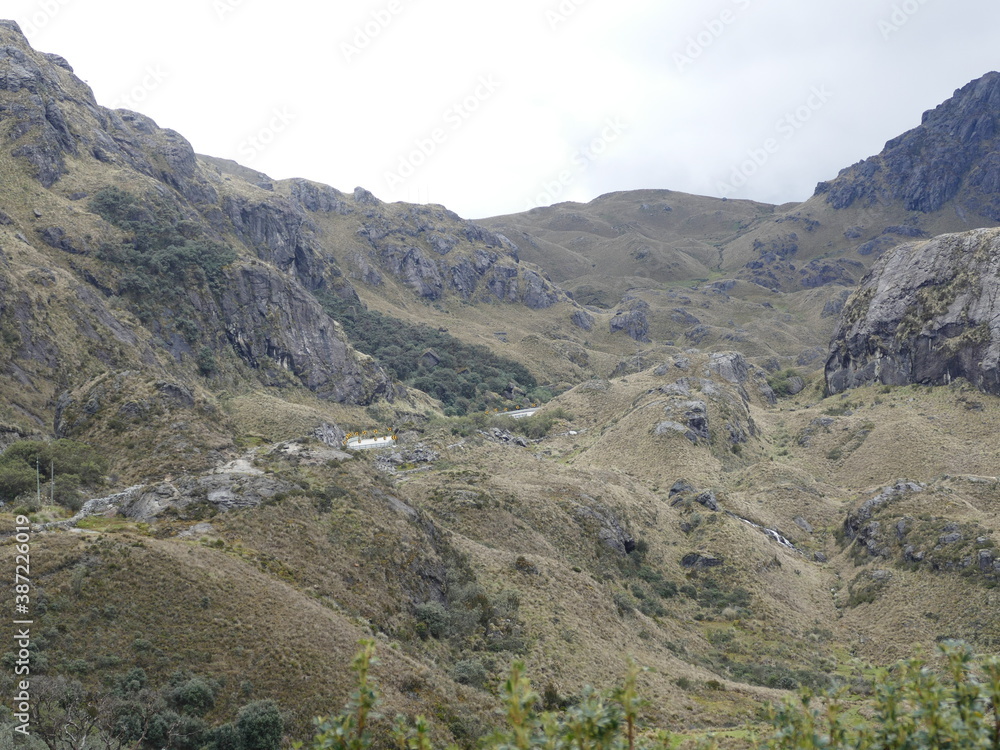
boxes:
[725,511,799,551]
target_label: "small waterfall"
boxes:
[725,511,798,551]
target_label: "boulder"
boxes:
[681,553,723,569]
[826,227,1000,397]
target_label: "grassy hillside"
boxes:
[6,356,999,747]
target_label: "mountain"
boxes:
[815,72,1000,220]
[483,71,1000,301]
[0,17,599,472]
[2,20,1000,750]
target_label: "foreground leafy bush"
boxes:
[297,641,670,750]
[302,640,1000,750]
[762,640,1000,749]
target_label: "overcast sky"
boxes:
[8,0,1000,219]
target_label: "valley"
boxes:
[0,19,998,749]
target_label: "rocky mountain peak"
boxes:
[814,71,1000,220]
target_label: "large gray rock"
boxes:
[610,299,650,342]
[221,194,345,292]
[844,481,924,541]
[826,228,1000,396]
[121,473,295,522]
[573,497,636,556]
[571,309,595,331]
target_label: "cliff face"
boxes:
[815,72,1000,220]
[0,20,574,434]
[825,227,1000,395]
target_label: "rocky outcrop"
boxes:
[814,72,1000,220]
[572,496,636,555]
[843,480,999,578]
[707,351,777,405]
[221,194,348,293]
[477,428,528,447]
[0,23,218,203]
[826,228,1000,396]
[348,204,563,309]
[655,400,709,444]
[571,309,595,331]
[209,264,392,404]
[668,481,720,512]
[681,552,722,569]
[121,473,295,522]
[609,299,650,342]
[844,481,925,556]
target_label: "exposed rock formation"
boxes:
[815,72,1000,220]
[609,298,650,342]
[826,227,1000,395]
[210,264,393,403]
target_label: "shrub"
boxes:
[313,291,538,414]
[197,346,218,376]
[612,591,635,616]
[301,639,1000,750]
[236,700,283,750]
[414,601,448,639]
[300,642,668,750]
[451,658,489,689]
[168,676,218,716]
[0,439,107,507]
[767,369,800,397]
[762,641,1000,749]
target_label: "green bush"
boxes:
[236,700,284,750]
[612,591,635,616]
[762,641,1000,749]
[0,439,106,507]
[168,675,219,716]
[767,369,800,397]
[313,291,538,414]
[197,346,218,376]
[414,601,448,639]
[297,642,669,750]
[451,658,489,689]
[89,186,237,326]
[291,640,1000,750]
